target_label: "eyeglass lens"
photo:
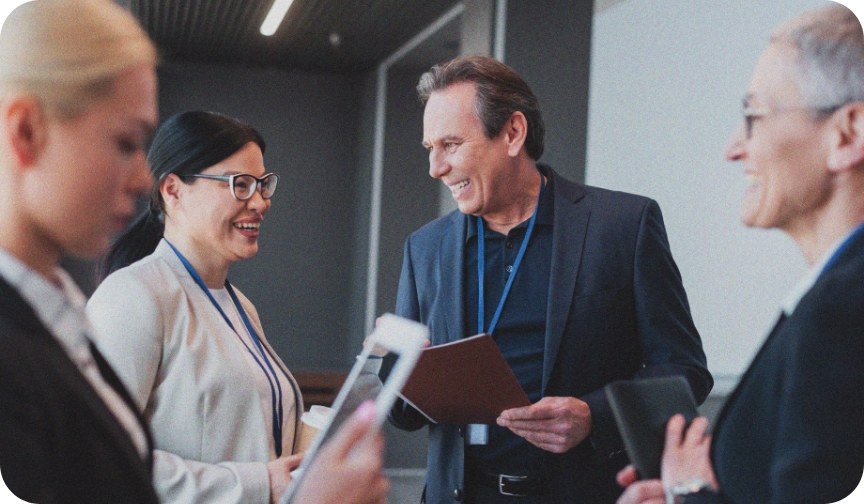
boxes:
[232,174,278,200]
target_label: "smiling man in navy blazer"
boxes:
[389,55,713,504]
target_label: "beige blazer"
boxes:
[87,240,303,504]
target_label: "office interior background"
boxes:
[56,0,844,497]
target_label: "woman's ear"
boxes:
[159,174,184,212]
[828,103,864,173]
[3,95,47,170]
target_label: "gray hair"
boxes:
[0,0,157,119]
[772,3,864,110]
[417,55,545,161]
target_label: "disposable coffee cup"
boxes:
[298,405,333,452]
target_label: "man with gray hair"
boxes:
[617,4,864,503]
[389,54,713,503]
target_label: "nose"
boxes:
[129,152,154,196]
[428,148,449,180]
[245,186,269,215]
[724,123,747,161]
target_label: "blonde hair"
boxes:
[0,0,157,118]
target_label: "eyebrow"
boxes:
[422,135,461,148]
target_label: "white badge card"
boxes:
[468,423,489,445]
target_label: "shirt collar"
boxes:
[0,248,90,354]
[780,225,860,316]
[465,169,554,243]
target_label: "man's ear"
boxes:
[827,103,864,173]
[3,95,47,169]
[503,111,529,157]
[159,174,184,212]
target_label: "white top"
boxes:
[87,240,302,504]
[0,249,148,458]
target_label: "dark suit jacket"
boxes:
[0,277,159,504]
[687,229,864,504]
[391,166,713,503]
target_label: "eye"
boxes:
[117,136,145,156]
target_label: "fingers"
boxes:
[285,452,304,470]
[499,398,556,421]
[616,480,665,504]
[617,465,639,487]
[665,414,687,449]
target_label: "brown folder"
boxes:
[398,333,531,424]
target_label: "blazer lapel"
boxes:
[439,211,467,344]
[543,171,589,394]
[0,278,151,479]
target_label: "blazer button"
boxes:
[453,488,463,501]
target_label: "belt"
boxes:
[471,471,548,497]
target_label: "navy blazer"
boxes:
[391,166,713,503]
[687,229,864,504]
[0,277,159,504]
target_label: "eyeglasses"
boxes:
[742,97,842,139]
[187,173,279,200]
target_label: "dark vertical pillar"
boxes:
[503,0,594,183]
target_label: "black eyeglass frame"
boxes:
[186,173,279,200]
[742,97,844,139]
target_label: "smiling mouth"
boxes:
[234,222,261,231]
[449,180,469,194]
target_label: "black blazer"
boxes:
[391,166,713,503]
[687,230,864,504]
[0,277,159,504]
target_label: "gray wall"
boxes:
[504,0,594,183]
[157,61,364,371]
[585,0,827,393]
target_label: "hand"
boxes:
[293,401,390,504]
[496,396,592,453]
[362,317,430,357]
[267,453,304,504]
[661,415,718,492]
[615,465,665,504]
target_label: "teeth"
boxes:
[450,180,469,192]
[235,222,260,230]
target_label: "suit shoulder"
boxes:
[406,210,461,243]
[580,183,655,211]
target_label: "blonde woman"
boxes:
[0,1,160,502]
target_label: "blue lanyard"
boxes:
[478,177,545,336]
[822,222,864,274]
[165,240,285,457]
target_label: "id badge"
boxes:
[467,424,489,445]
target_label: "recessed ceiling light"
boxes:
[260,0,295,36]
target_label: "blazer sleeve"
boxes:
[86,270,271,504]
[389,236,432,431]
[152,450,269,504]
[581,199,713,455]
[87,271,163,413]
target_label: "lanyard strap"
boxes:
[478,176,546,336]
[165,240,285,457]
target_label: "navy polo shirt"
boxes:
[463,170,554,476]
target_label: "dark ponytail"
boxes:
[99,111,266,280]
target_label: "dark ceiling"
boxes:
[126,0,462,74]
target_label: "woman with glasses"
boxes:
[86,110,307,504]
